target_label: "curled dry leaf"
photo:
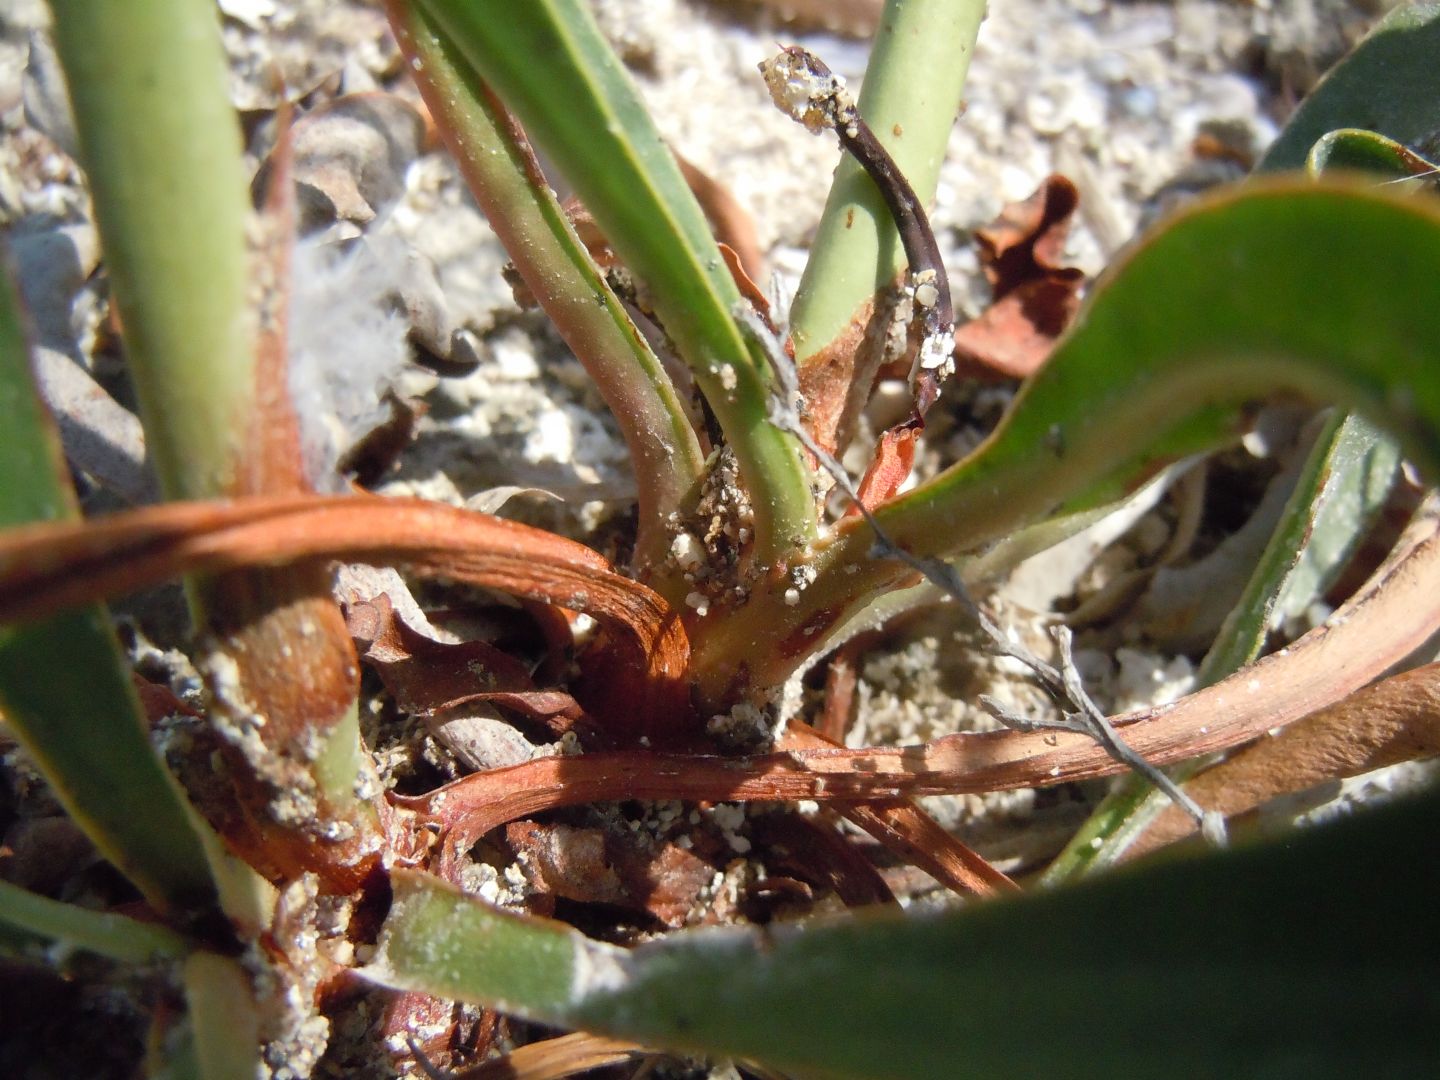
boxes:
[346,591,535,713]
[1128,661,1440,857]
[852,425,918,511]
[0,494,691,740]
[953,174,1085,380]
[402,507,1440,850]
[450,1031,641,1080]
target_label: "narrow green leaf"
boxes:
[386,0,704,572]
[47,0,255,503]
[1306,127,1440,187]
[411,0,817,560]
[788,0,987,364]
[1044,2,1440,881]
[1043,413,1400,882]
[1259,1,1440,172]
[368,791,1440,1079]
[1203,411,1400,681]
[0,879,190,964]
[182,952,264,1080]
[0,256,218,917]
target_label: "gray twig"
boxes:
[737,309,1223,841]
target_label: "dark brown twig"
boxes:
[759,46,954,416]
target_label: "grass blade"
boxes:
[182,952,264,1080]
[0,879,190,964]
[47,0,255,503]
[0,254,218,917]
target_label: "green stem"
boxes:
[412,0,818,561]
[387,0,704,574]
[48,0,255,503]
[788,0,985,365]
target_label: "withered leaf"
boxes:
[1128,660,1440,857]
[347,591,534,712]
[953,174,1085,380]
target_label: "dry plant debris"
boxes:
[5,2,1440,1077]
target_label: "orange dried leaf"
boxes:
[404,510,1440,852]
[852,425,917,512]
[953,174,1085,379]
[1129,660,1440,856]
[0,494,691,740]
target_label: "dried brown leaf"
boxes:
[748,810,895,909]
[712,0,884,37]
[451,1031,640,1080]
[346,591,535,713]
[676,152,764,286]
[852,425,917,511]
[405,508,1440,851]
[953,175,1085,380]
[0,494,691,740]
[1129,661,1440,856]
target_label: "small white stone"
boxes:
[670,531,704,571]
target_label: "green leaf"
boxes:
[47,0,256,503]
[1306,128,1440,188]
[1204,411,1400,681]
[385,0,703,574]
[0,879,190,964]
[367,790,1440,1078]
[874,180,1440,558]
[1259,1,1440,172]
[702,181,1440,697]
[182,952,264,1080]
[1042,412,1401,882]
[0,255,218,918]
[413,0,817,560]
[1045,0,1440,881]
